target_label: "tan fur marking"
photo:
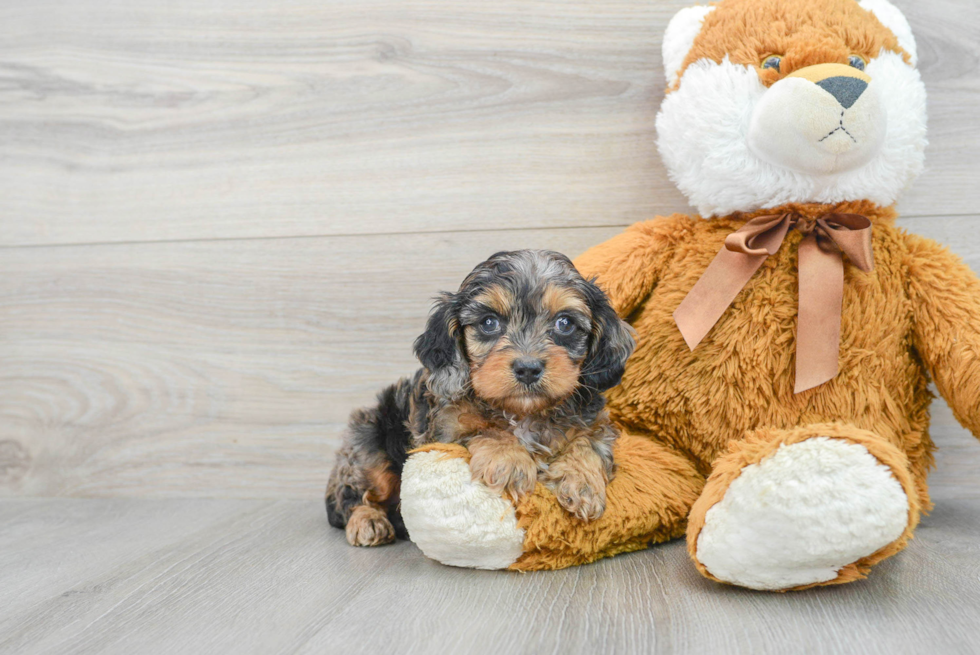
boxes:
[455,407,494,435]
[672,0,909,91]
[471,344,581,416]
[363,463,399,505]
[541,284,591,319]
[463,325,495,360]
[539,346,581,402]
[468,432,538,501]
[470,347,520,403]
[542,437,609,521]
[472,285,513,316]
[345,505,396,547]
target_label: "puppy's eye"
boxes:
[478,315,501,335]
[761,55,782,72]
[848,54,866,71]
[553,316,576,336]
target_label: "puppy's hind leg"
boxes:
[326,375,420,546]
[326,440,397,547]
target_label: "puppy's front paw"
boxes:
[345,505,396,547]
[468,442,537,502]
[544,456,608,521]
[554,473,606,521]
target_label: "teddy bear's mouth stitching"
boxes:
[819,109,858,144]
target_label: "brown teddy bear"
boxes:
[397,0,980,591]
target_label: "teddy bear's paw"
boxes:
[694,437,910,591]
[345,505,396,547]
[400,449,526,570]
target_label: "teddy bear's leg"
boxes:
[687,423,922,591]
[400,433,705,571]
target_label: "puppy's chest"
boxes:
[508,417,568,459]
[428,403,572,459]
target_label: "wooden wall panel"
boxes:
[1,218,977,498]
[0,0,978,500]
[0,0,977,247]
[0,227,621,497]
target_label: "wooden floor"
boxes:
[2,0,980,652]
[2,469,980,655]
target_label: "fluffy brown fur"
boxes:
[410,432,706,571]
[326,250,636,545]
[477,199,980,583]
[672,0,910,92]
[391,0,976,588]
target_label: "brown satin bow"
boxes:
[673,212,875,393]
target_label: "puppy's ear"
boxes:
[581,279,636,393]
[413,292,469,399]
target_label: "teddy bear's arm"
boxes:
[905,232,980,437]
[574,215,691,318]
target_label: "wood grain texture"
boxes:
[0,0,978,247]
[1,219,978,499]
[1,0,978,649]
[0,492,978,655]
[0,227,621,498]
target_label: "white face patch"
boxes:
[656,51,926,217]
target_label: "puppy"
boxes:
[326,250,636,547]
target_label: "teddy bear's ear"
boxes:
[858,0,918,66]
[662,5,716,88]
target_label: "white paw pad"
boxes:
[400,451,525,570]
[696,437,909,590]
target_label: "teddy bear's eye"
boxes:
[848,54,866,71]
[761,55,782,72]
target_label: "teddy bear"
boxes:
[397,0,980,591]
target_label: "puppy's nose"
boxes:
[512,358,545,385]
[815,76,868,109]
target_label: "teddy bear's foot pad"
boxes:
[401,449,525,570]
[695,437,909,590]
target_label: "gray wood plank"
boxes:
[0,0,977,247]
[0,495,977,655]
[0,227,621,498]
[2,220,978,499]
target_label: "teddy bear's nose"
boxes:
[786,63,872,110]
[815,76,868,109]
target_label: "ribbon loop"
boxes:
[673,211,875,394]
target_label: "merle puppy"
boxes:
[326,249,636,546]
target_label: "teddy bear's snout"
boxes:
[746,62,886,176]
